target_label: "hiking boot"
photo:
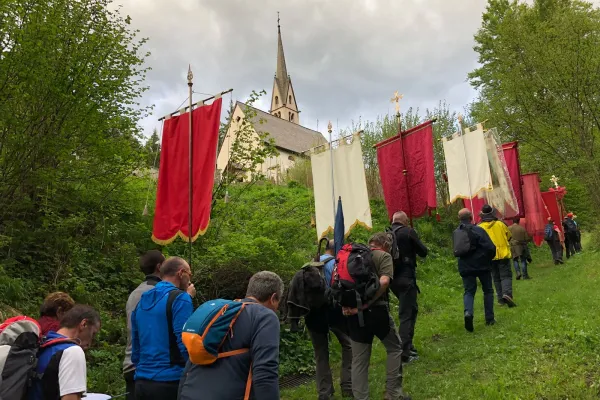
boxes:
[503,294,517,307]
[402,355,418,364]
[409,345,418,357]
[464,313,474,332]
[559,260,564,264]
[486,319,496,326]
[516,272,522,280]
[384,390,412,400]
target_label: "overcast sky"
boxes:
[117,0,497,138]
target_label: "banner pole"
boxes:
[396,112,413,227]
[328,121,336,224]
[187,65,194,268]
[458,114,475,221]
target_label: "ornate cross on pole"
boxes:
[390,91,403,131]
[550,175,559,188]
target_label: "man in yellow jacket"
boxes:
[478,205,517,307]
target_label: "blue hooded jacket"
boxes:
[131,281,193,382]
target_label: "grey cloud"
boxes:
[117,0,498,137]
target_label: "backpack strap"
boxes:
[166,289,185,367]
[244,362,253,400]
[321,256,335,264]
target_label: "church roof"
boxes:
[237,101,326,154]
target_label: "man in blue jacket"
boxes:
[455,208,497,332]
[132,256,195,400]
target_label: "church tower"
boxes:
[270,16,300,125]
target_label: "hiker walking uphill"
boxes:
[563,213,578,258]
[478,205,516,307]
[30,305,101,400]
[340,233,411,400]
[453,208,497,332]
[287,239,353,400]
[508,218,531,280]
[545,218,564,265]
[131,257,195,400]
[123,250,165,400]
[388,211,428,364]
[179,271,284,400]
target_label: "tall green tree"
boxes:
[144,129,161,169]
[469,0,600,212]
[0,0,150,288]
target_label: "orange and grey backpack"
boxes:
[182,299,255,399]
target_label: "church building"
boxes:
[216,20,326,182]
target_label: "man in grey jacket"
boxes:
[123,250,165,400]
[178,271,283,400]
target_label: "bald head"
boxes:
[458,208,472,221]
[392,211,409,225]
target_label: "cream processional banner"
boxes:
[311,135,372,239]
[442,124,492,204]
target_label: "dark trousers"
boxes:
[575,231,582,252]
[462,271,495,322]
[308,326,353,399]
[135,379,179,400]
[391,277,418,358]
[124,371,135,400]
[547,240,563,263]
[565,232,577,258]
[490,259,513,301]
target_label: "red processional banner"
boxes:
[541,191,563,236]
[375,121,436,221]
[521,173,547,246]
[152,98,222,245]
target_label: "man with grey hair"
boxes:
[343,233,411,400]
[179,271,284,400]
[389,210,428,363]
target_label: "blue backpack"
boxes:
[544,225,554,241]
[182,299,256,399]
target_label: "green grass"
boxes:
[283,237,600,399]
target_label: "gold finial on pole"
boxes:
[327,121,332,133]
[187,65,193,85]
[550,175,560,188]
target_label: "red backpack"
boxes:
[330,243,380,324]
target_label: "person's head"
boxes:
[368,232,392,253]
[547,217,553,224]
[160,257,192,291]
[513,217,521,225]
[40,292,75,321]
[245,271,284,312]
[392,211,409,226]
[567,212,574,219]
[458,208,473,223]
[325,239,335,256]
[59,305,101,350]
[480,204,496,219]
[140,250,165,276]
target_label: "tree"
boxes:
[469,0,600,211]
[0,0,150,284]
[144,129,161,169]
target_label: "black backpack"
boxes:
[453,225,477,257]
[330,243,380,326]
[385,226,402,262]
[564,218,577,233]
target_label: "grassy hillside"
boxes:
[283,237,600,399]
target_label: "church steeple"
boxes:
[270,13,299,124]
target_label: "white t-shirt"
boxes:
[58,345,87,397]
